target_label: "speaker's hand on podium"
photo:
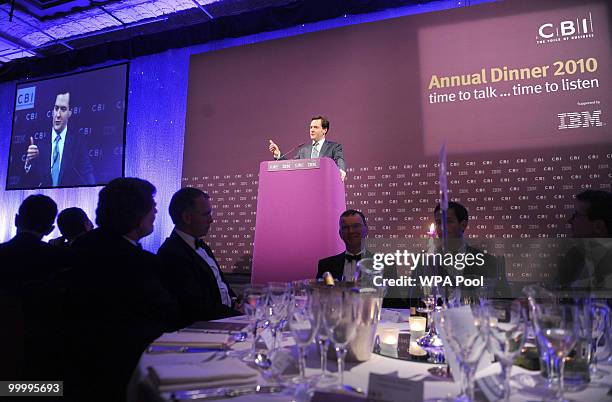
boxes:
[340,169,346,182]
[268,139,281,159]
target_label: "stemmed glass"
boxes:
[323,288,360,389]
[264,282,291,354]
[416,284,444,350]
[436,304,489,402]
[287,281,319,383]
[532,303,579,402]
[477,299,527,401]
[590,301,610,379]
[312,287,336,382]
[241,284,266,362]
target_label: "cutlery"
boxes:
[170,384,286,401]
[146,345,225,354]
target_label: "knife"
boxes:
[170,384,286,401]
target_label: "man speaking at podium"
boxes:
[268,116,346,182]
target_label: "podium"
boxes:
[251,158,346,284]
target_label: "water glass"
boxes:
[477,299,527,401]
[436,305,489,402]
[287,281,319,382]
[323,289,360,388]
[532,303,579,402]
[241,284,266,362]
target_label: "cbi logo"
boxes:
[558,110,603,130]
[16,86,36,111]
[536,12,594,44]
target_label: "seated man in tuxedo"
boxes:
[158,187,240,326]
[316,209,405,307]
[66,178,179,402]
[0,194,72,381]
[24,90,94,188]
[49,207,93,248]
[431,201,509,297]
[558,190,612,290]
[268,115,346,181]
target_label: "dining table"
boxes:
[128,311,612,402]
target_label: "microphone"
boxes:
[278,142,306,160]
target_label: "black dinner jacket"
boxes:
[281,140,346,171]
[157,230,240,327]
[25,127,95,188]
[65,227,180,402]
[316,250,407,308]
[0,232,73,382]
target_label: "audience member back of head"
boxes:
[0,194,72,383]
[64,178,179,402]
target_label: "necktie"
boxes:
[51,133,61,186]
[346,253,362,262]
[195,238,206,250]
[311,142,319,158]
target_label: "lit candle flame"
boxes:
[428,223,436,237]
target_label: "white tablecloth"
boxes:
[130,315,612,402]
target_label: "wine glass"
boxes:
[477,299,527,401]
[264,282,291,354]
[323,289,360,389]
[241,284,266,362]
[532,303,579,402]
[287,281,319,383]
[590,301,610,379]
[312,287,336,382]
[416,284,444,351]
[436,304,489,402]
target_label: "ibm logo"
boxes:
[558,110,603,129]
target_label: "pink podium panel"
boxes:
[251,157,346,284]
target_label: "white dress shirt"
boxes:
[50,126,67,171]
[312,138,325,156]
[175,229,232,307]
[342,246,366,282]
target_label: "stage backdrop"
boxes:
[182,0,611,280]
[0,0,472,249]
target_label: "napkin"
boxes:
[148,359,259,391]
[151,332,233,349]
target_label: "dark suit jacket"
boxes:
[281,140,346,171]
[557,240,612,290]
[411,245,510,300]
[158,231,240,327]
[25,127,94,188]
[316,251,407,308]
[0,232,73,382]
[65,228,179,402]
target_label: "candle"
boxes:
[409,341,427,357]
[427,223,437,237]
[381,328,399,345]
[379,328,399,355]
[409,316,426,333]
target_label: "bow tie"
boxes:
[345,253,361,262]
[194,238,206,250]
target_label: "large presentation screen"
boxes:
[6,63,128,190]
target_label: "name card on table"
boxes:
[367,372,424,402]
[380,309,403,323]
[436,305,493,383]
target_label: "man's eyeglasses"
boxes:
[341,223,364,231]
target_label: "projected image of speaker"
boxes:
[6,63,128,190]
